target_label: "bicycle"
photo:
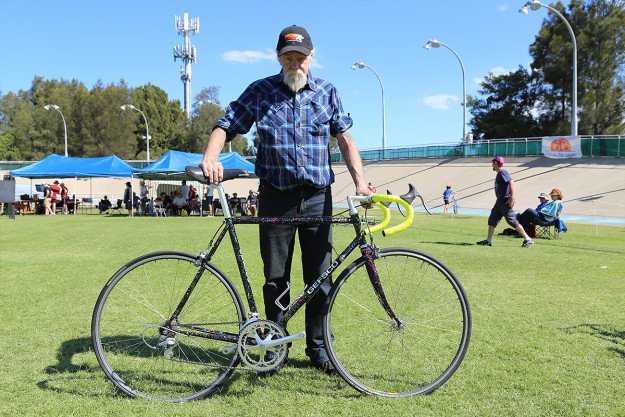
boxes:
[91,167,471,402]
[386,184,433,216]
[451,192,459,215]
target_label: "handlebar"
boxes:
[347,194,414,237]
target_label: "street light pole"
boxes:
[43,104,68,157]
[121,104,151,162]
[424,39,467,143]
[199,99,230,153]
[520,0,578,136]
[352,62,386,159]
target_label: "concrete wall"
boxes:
[330,157,625,223]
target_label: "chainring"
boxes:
[236,319,288,372]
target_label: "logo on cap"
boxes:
[285,33,304,42]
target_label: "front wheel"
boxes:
[91,251,246,402]
[324,248,471,397]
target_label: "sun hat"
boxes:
[277,25,313,56]
[538,192,550,200]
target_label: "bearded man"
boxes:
[199,25,372,375]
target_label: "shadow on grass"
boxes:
[38,337,359,399]
[564,324,625,359]
[424,241,475,247]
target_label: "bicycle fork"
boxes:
[361,244,404,328]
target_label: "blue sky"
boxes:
[0,0,550,151]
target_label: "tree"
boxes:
[529,0,625,135]
[467,67,554,139]
[469,0,625,138]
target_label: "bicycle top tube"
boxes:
[185,166,414,236]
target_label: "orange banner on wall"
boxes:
[542,136,582,159]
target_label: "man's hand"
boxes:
[357,186,375,209]
[507,197,515,208]
[199,158,224,185]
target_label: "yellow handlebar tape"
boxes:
[365,195,415,237]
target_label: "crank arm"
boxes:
[221,331,306,355]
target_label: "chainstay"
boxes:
[167,357,256,372]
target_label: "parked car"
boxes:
[15,182,45,201]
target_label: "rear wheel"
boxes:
[324,247,471,397]
[91,251,245,401]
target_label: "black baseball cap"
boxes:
[276,25,313,56]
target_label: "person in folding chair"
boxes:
[518,188,563,238]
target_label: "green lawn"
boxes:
[0,211,623,416]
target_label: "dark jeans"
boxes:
[258,179,333,364]
[519,208,548,230]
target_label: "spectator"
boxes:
[123,182,132,217]
[179,180,190,202]
[60,182,69,215]
[518,189,564,232]
[367,182,376,193]
[172,191,190,216]
[476,156,534,248]
[99,196,112,213]
[204,187,215,217]
[42,182,53,216]
[139,180,149,215]
[50,180,61,214]
[246,190,258,217]
[229,192,242,215]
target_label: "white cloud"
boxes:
[490,66,514,76]
[473,77,484,85]
[422,94,460,110]
[498,4,509,12]
[221,49,276,63]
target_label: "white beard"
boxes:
[283,69,307,92]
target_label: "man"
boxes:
[50,180,61,215]
[42,182,53,216]
[123,181,132,217]
[179,180,190,202]
[246,189,258,217]
[477,156,534,248]
[199,25,372,375]
[172,191,190,216]
[228,192,242,215]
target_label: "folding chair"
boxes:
[535,204,563,239]
[109,199,123,214]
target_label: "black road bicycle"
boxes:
[91,167,471,402]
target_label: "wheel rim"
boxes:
[327,249,470,397]
[93,253,244,401]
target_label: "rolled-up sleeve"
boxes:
[214,87,256,141]
[329,88,353,137]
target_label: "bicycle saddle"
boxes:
[185,166,250,183]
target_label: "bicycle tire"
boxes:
[453,199,458,215]
[91,251,246,402]
[324,247,471,397]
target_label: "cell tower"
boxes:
[173,13,199,119]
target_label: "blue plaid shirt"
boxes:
[214,70,353,191]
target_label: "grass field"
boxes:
[0,211,623,416]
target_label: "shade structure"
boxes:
[9,154,135,178]
[135,150,255,180]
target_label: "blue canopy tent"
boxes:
[9,154,135,215]
[135,150,255,180]
[9,154,135,178]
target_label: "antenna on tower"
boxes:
[173,13,199,119]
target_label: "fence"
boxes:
[331,135,625,162]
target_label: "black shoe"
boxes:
[476,239,492,246]
[313,360,336,376]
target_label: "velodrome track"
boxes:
[330,157,625,226]
[4,157,624,225]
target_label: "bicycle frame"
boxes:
[167,184,402,344]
